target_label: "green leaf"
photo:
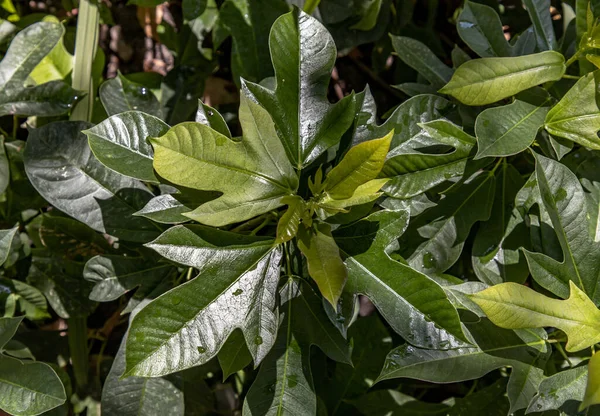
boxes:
[0,355,66,416]
[150,91,298,227]
[0,225,18,267]
[324,132,392,200]
[0,278,50,321]
[377,318,549,384]
[183,0,207,20]
[545,71,600,149]
[0,21,80,116]
[99,73,162,118]
[523,153,600,302]
[133,191,215,224]
[471,163,529,285]
[275,195,306,244]
[333,210,469,349]
[474,88,552,159]
[349,0,383,31]
[243,8,356,168]
[449,379,510,416]
[582,352,600,411]
[217,329,253,380]
[0,316,22,350]
[29,23,73,84]
[471,281,600,352]
[125,225,281,377]
[439,51,565,106]
[0,136,8,195]
[242,279,351,416]
[195,100,232,138]
[399,172,495,275]
[506,357,545,413]
[24,121,159,242]
[297,223,347,306]
[382,120,476,199]
[219,0,289,85]
[523,0,557,51]
[347,390,450,416]
[84,255,175,302]
[318,178,388,214]
[526,366,588,414]
[390,36,454,88]
[457,1,513,58]
[84,111,169,183]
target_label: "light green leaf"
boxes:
[349,0,382,31]
[242,279,351,416]
[523,153,600,302]
[582,352,600,411]
[125,226,281,377]
[523,0,557,51]
[0,278,50,321]
[318,178,387,213]
[390,36,453,88]
[84,111,169,183]
[334,210,469,349]
[243,8,356,168]
[474,88,552,159]
[0,21,80,116]
[382,120,476,199]
[0,226,18,267]
[195,100,232,138]
[457,1,513,57]
[0,316,22,350]
[99,73,162,118]
[24,121,158,242]
[0,355,66,416]
[297,223,347,306]
[526,366,588,414]
[217,329,253,380]
[439,51,565,106]
[399,172,495,275]
[29,28,73,85]
[471,281,600,352]
[150,91,298,227]
[324,132,392,200]
[545,71,600,149]
[84,255,175,302]
[275,195,306,244]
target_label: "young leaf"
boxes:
[324,131,392,200]
[545,71,600,149]
[523,0,557,51]
[84,111,169,183]
[474,88,552,159]
[526,366,588,414]
[242,280,351,416]
[581,352,600,411]
[524,153,600,302]
[99,73,162,118]
[457,1,513,58]
[150,91,298,227]
[382,120,476,199]
[297,223,347,306]
[439,51,565,106]
[390,36,453,88]
[471,281,600,352]
[24,121,158,242]
[0,355,66,416]
[334,210,469,349]
[243,8,356,169]
[0,21,80,116]
[275,195,306,244]
[125,226,281,377]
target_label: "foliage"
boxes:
[4,0,600,415]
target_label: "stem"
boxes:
[68,316,89,393]
[565,50,584,68]
[562,74,581,80]
[303,0,321,14]
[70,0,99,122]
[555,342,573,368]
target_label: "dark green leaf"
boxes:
[449,379,509,416]
[526,366,587,414]
[523,0,557,51]
[348,390,450,416]
[0,225,18,267]
[183,0,207,20]
[390,36,453,88]
[99,73,162,118]
[0,136,8,195]
[195,99,232,138]
[457,1,513,58]
[217,329,253,380]
[0,316,22,350]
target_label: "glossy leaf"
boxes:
[582,352,600,411]
[99,73,162,118]
[84,111,169,183]
[0,225,18,267]
[0,355,66,416]
[125,226,281,377]
[195,100,232,138]
[382,120,476,199]
[24,121,158,242]
[523,0,557,51]
[545,71,600,149]
[324,132,391,200]
[275,195,306,244]
[150,92,298,227]
[390,36,453,88]
[242,280,351,416]
[474,89,552,159]
[297,223,347,306]
[526,366,588,414]
[334,210,469,349]
[439,51,565,106]
[457,1,513,58]
[471,281,600,352]
[133,192,214,225]
[243,8,356,168]
[0,316,22,350]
